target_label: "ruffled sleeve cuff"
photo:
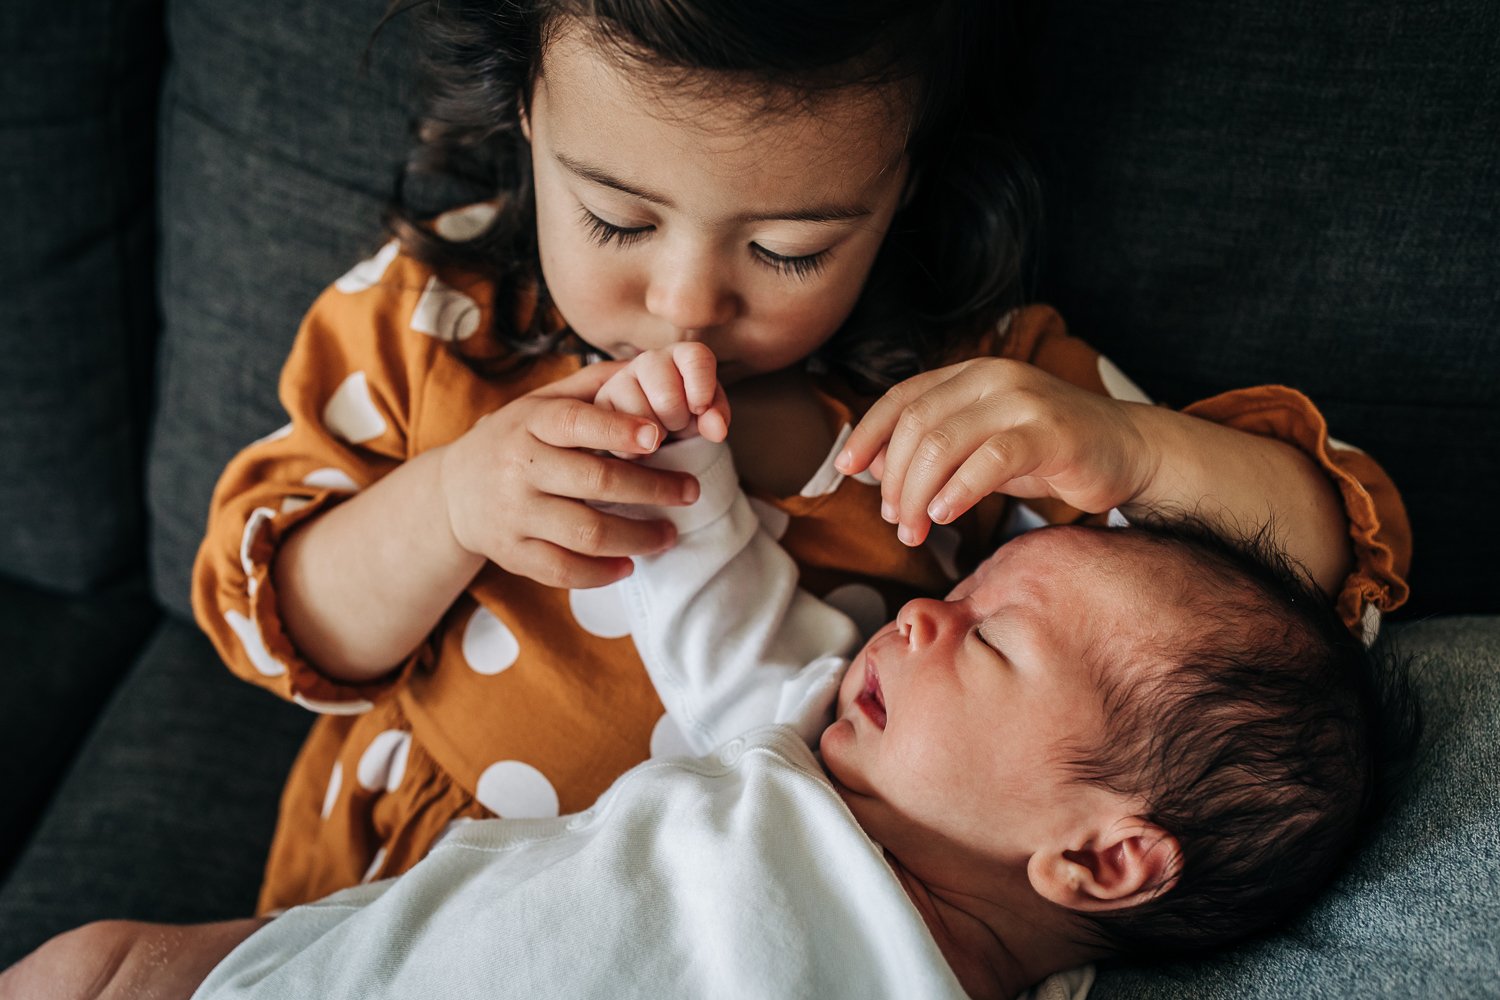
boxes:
[1182,385,1412,643]
[229,494,427,714]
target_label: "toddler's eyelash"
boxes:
[578,204,830,281]
[752,245,830,282]
[578,207,651,248]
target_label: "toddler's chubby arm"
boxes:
[837,357,1353,598]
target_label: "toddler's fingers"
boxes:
[595,378,667,458]
[528,495,679,559]
[528,397,662,456]
[509,537,636,591]
[894,416,997,543]
[929,425,1052,524]
[531,447,701,508]
[836,367,951,474]
[670,342,720,415]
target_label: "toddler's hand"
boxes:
[593,343,731,457]
[438,362,702,590]
[834,358,1158,546]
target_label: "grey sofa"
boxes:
[1,0,1496,995]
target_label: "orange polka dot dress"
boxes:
[192,238,1411,914]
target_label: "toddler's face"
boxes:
[822,526,1171,862]
[522,23,910,384]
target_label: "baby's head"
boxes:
[391,0,1037,386]
[822,520,1414,967]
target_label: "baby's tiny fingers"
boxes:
[670,342,720,415]
[695,384,731,442]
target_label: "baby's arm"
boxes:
[617,436,862,753]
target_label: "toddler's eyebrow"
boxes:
[555,151,873,224]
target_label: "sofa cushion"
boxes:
[0,617,311,967]
[147,0,415,619]
[1092,616,1500,998]
[1027,2,1500,616]
[0,0,162,592]
[0,573,159,876]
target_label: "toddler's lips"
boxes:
[855,660,887,730]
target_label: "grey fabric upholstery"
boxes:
[1092,617,1500,998]
[0,0,162,592]
[0,618,311,967]
[0,0,1496,996]
[1027,2,1500,617]
[147,0,416,621]
[0,575,158,873]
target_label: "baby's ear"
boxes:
[1027,819,1181,914]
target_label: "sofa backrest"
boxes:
[147,0,414,619]
[0,0,162,593]
[1026,2,1499,615]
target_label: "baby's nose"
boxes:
[896,598,950,648]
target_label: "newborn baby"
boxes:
[0,436,1403,1000]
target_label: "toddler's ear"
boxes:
[1026,820,1181,914]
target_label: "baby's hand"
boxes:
[835,358,1157,546]
[593,343,731,457]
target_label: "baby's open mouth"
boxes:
[856,661,887,729]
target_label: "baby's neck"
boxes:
[724,366,836,496]
[885,853,1100,1000]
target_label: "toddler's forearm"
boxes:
[273,446,486,682]
[1123,404,1352,597]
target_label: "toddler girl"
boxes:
[192,0,1410,914]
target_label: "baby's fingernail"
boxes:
[897,523,918,546]
[636,425,659,451]
[880,501,897,523]
[928,499,951,524]
[835,449,854,472]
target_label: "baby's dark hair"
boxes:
[1065,517,1420,960]
[379,0,1040,388]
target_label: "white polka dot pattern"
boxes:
[649,713,695,759]
[475,760,560,818]
[357,730,413,792]
[239,507,276,578]
[280,496,311,515]
[1096,356,1152,404]
[252,422,293,447]
[322,372,388,445]
[292,693,376,716]
[321,761,343,820]
[1360,603,1382,647]
[747,497,790,542]
[822,583,887,641]
[224,609,287,678]
[334,241,400,294]
[360,847,388,884]
[302,467,360,492]
[462,606,522,675]
[568,581,632,639]
[433,202,499,241]
[411,275,481,342]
